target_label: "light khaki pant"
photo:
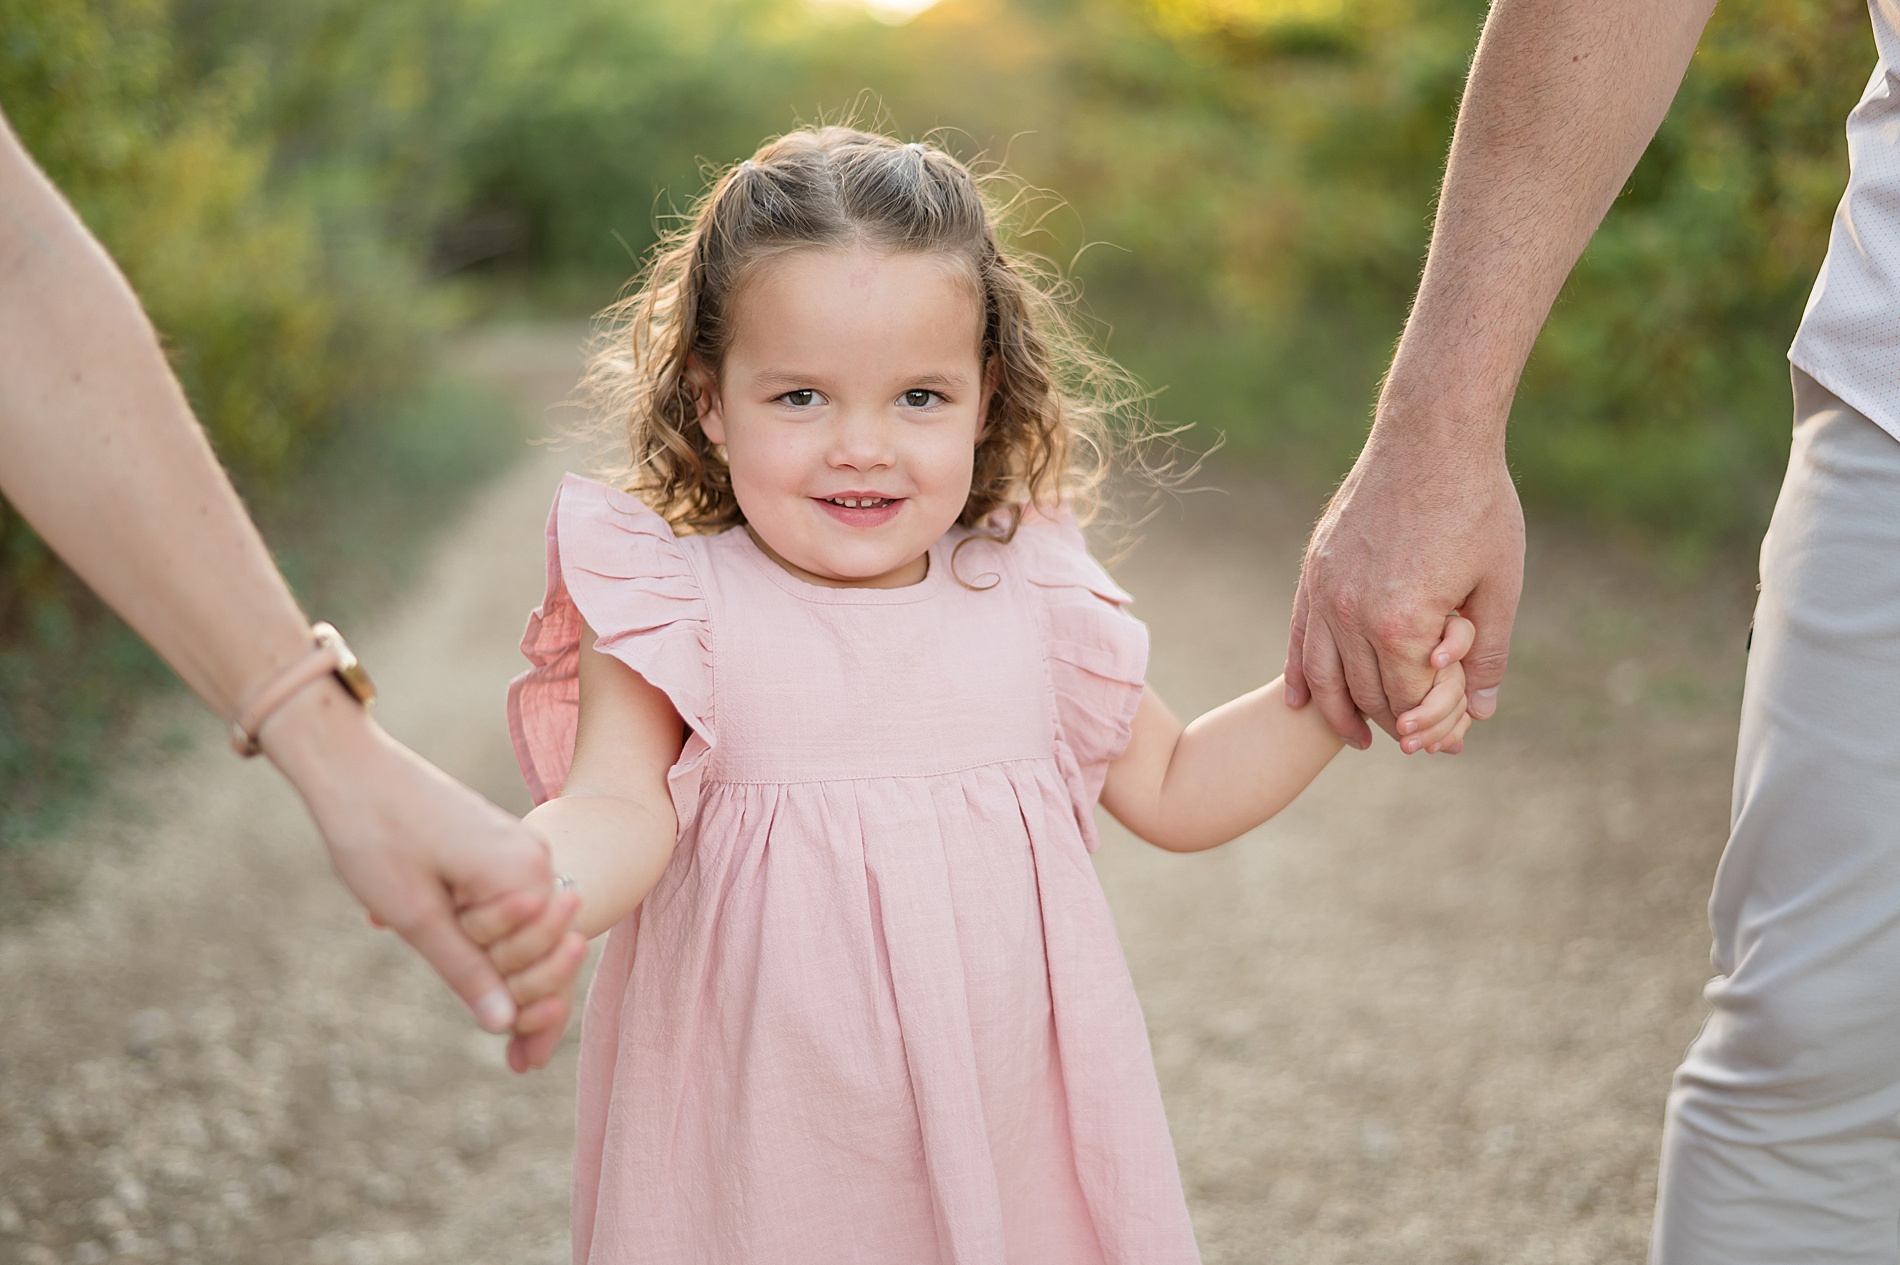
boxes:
[1652,369,1900,1263]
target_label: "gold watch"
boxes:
[230,621,377,757]
[311,621,377,708]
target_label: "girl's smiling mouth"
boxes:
[816,494,904,526]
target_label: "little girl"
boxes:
[483,127,1473,1264]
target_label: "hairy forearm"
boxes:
[0,112,311,717]
[1382,0,1715,441]
[525,793,678,939]
[1104,680,1344,852]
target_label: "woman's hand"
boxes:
[458,889,589,1073]
[263,677,584,1061]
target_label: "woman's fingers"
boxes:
[511,991,572,1040]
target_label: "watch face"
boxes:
[335,657,377,707]
[312,621,377,707]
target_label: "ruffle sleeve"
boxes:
[1014,510,1149,851]
[506,474,714,832]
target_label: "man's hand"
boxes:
[1285,418,1524,748]
[1394,611,1479,755]
[1277,0,1712,750]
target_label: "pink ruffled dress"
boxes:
[508,475,1200,1265]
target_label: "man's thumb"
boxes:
[1462,580,1518,719]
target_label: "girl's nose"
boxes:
[828,409,896,471]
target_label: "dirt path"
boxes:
[0,327,1751,1264]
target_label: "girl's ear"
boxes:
[687,357,726,444]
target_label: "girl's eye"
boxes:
[779,389,819,407]
[901,390,941,408]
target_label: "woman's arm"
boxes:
[0,109,578,1063]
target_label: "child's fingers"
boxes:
[457,889,546,948]
[1430,612,1476,668]
[1396,673,1465,751]
[511,991,572,1037]
[506,992,577,1072]
[484,887,582,976]
[1402,694,1468,753]
[1428,712,1474,755]
[508,1018,568,1074]
[506,929,589,1009]
[1398,675,1468,753]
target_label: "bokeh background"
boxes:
[0,2,1877,1261]
[0,0,1870,837]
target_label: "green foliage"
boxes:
[5,0,384,486]
[0,0,501,843]
[831,0,1865,549]
[447,0,820,286]
[0,0,1876,838]
[0,0,821,842]
[451,0,1862,548]
[1515,0,1868,544]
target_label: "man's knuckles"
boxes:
[1465,645,1511,677]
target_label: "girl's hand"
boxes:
[458,890,588,1073]
[1395,613,1476,755]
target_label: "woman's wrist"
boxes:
[257,673,388,813]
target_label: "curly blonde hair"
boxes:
[582,126,1142,537]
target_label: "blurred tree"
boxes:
[836,0,1867,549]
[0,0,1875,840]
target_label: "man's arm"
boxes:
[0,110,580,1067]
[1286,0,1718,748]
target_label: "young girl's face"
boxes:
[700,244,987,589]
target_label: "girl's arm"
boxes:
[1102,617,1474,853]
[475,625,687,945]
[1099,681,1344,853]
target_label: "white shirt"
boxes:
[1789,1,1900,438]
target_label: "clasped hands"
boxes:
[462,571,1498,1077]
[380,434,1520,1072]
[1284,416,1524,754]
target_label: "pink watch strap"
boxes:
[230,640,344,757]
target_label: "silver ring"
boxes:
[554,873,579,895]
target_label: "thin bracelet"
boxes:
[229,622,376,758]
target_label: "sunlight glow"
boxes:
[1148,0,1346,36]
[808,0,944,25]
[865,0,942,23]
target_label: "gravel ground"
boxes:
[0,326,1754,1264]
